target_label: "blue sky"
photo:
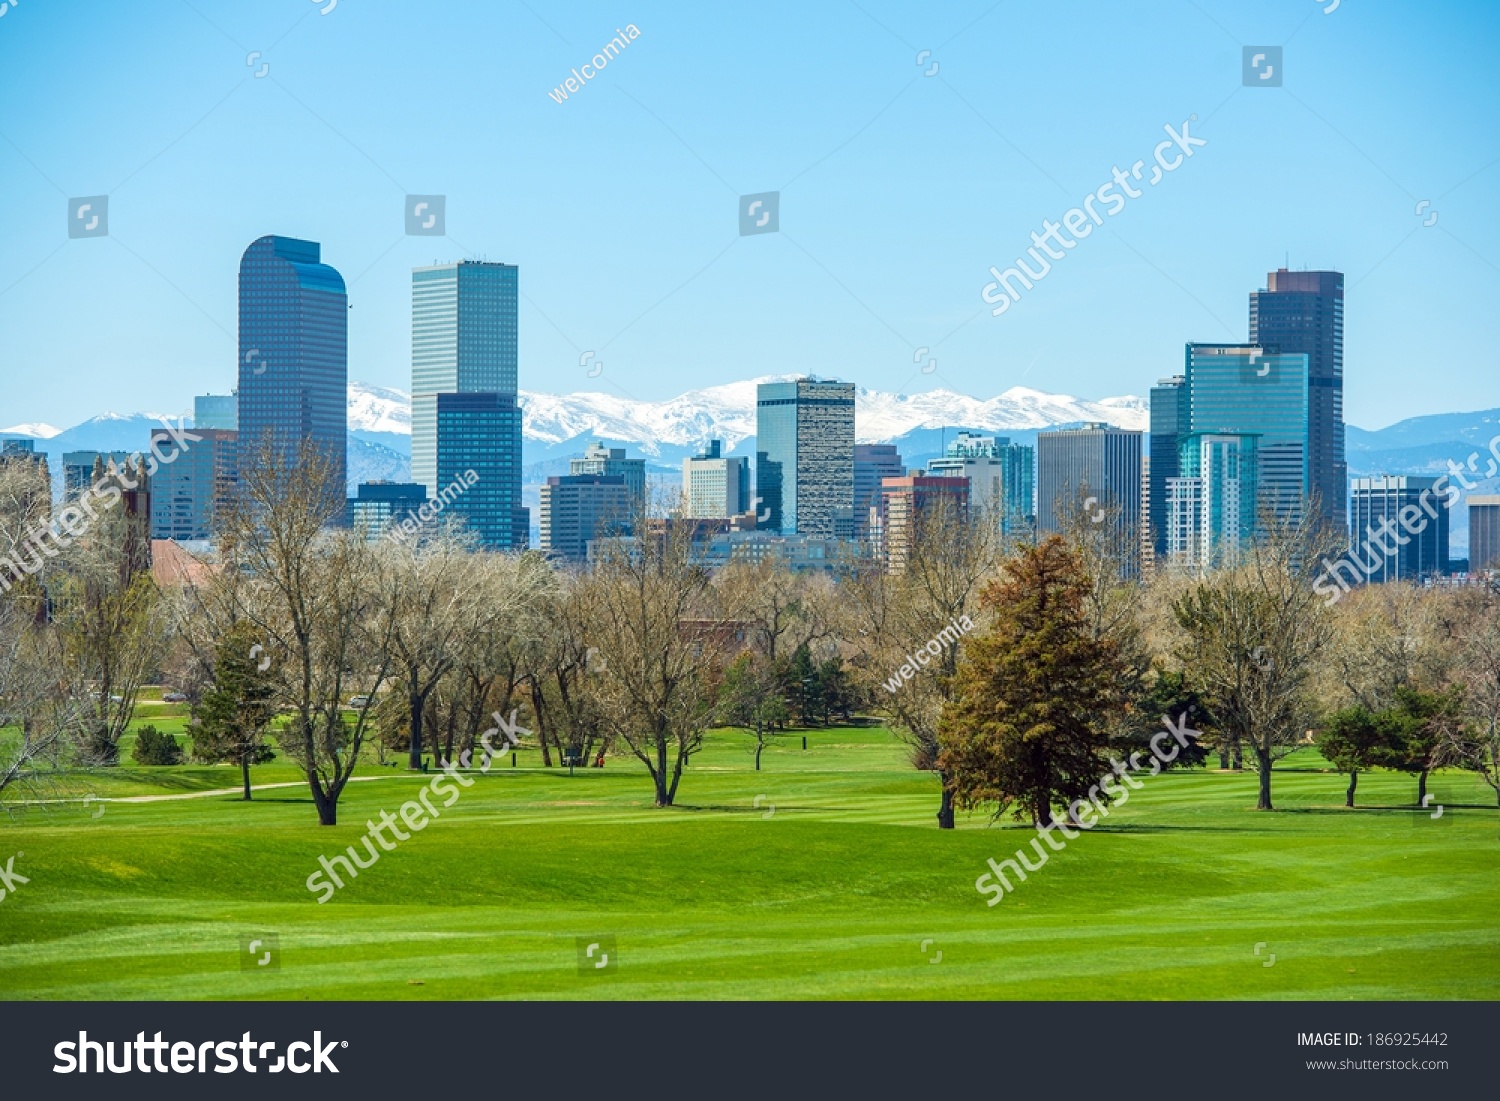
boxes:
[1,0,1496,431]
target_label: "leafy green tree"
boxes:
[1121,669,1212,770]
[1317,707,1389,807]
[1372,686,1465,806]
[720,652,789,770]
[937,538,1126,827]
[131,725,184,766]
[780,644,822,726]
[187,622,277,799]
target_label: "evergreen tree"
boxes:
[188,622,277,799]
[1317,706,1389,807]
[1371,685,1465,806]
[937,538,1126,827]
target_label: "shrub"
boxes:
[132,725,184,766]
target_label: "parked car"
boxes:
[348,695,371,709]
[162,691,188,703]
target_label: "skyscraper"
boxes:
[682,440,749,519]
[411,261,518,494]
[853,443,905,538]
[1036,423,1142,537]
[348,481,428,541]
[148,428,238,541]
[1184,343,1309,527]
[409,261,527,548]
[1165,433,1258,574]
[1468,495,1500,572]
[237,236,347,497]
[1349,476,1450,582]
[539,474,631,561]
[194,394,238,431]
[878,472,969,574]
[1148,375,1189,561]
[1249,268,1346,530]
[927,432,1034,536]
[755,378,855,538]
[572,441,646,512]
[436,392,528,549]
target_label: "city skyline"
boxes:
[2,1,1496,432]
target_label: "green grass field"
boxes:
[1,709,1497,1001]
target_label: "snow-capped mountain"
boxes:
[0,422,63,439]
[346,378,1148,455]
[347,382,411,436]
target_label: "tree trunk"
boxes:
[1345,770,1357,808]
[755,724,764,772]
[936,779,955,829]
[654,733,670,807]
[311,781,337,826]
[241,752,252,801]
[1256,747,1273,810]
[407,687,425,770]
[529,678,553,768]
[1418,768,1428,807]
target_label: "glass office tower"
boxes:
[411,261,519,496]
[1166,432,1258,573]
[237,236,347,498]
[1035,423,1142,534]
[1148,375,1189,560]
[755,379,855,538]
[1348,476,1450,582]
[435,392,528,550]
[1249,269,1346,531]
[194,394,238,431]
[1184,343,1309,527]
[410,261,526,549]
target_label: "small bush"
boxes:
[132,725,184,766]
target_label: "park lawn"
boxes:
[0,723,1496,1001]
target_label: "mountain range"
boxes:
[6,380,1498,553]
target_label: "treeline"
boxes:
[4,443,1500,831]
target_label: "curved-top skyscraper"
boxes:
[237,235,348,502]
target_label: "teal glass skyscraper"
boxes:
[755,378,855,537]
[237,236,347,498]
[411,261,526,549]
[1184,343,1309,526]
[1166,432,1258,573]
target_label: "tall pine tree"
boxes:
[188,622,277,799]
[937,538,1125,827]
